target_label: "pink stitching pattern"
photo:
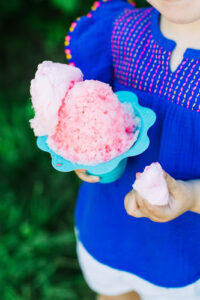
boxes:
[176,59,197,105]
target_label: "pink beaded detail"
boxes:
[64,0,111,64]
[128,0,136,6]
[64,0,135,64]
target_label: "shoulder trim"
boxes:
[64,0,136,65]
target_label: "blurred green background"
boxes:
[0,0,147,299]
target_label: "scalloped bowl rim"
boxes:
[36,91,156,174]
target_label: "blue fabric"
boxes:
[67,0,200,288]
[66,0,133,84]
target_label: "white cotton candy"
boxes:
[133,162,169,206]
[30,61,83,136]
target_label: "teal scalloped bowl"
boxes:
[36,91,156,183]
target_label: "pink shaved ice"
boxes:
[30,61,83,136]
[47,80,139,165]
[133,162,169,206]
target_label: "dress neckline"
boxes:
[151,8,200,60]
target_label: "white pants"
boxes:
[76,240,200,299]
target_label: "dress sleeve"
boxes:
[64,0,136,84]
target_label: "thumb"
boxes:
[163,171,181,199]
[125,190,145,218]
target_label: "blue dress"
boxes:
[65,0,200,288]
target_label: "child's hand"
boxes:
[74,169,100,183]
[124,171,195,222]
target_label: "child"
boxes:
[65,0,200,299]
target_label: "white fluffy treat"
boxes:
[30,61,83,136]
[133,162,169,206]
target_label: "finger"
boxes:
[75,170,100,183]
[163,171,179,197]
[135,194,161,220]
[125,190,146,218]
[136,193,170,222]
[165,171,191,201]
[78,173,100,183]
[126,191,167,222]
[163,171,188,210]
[77,169,87,173]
